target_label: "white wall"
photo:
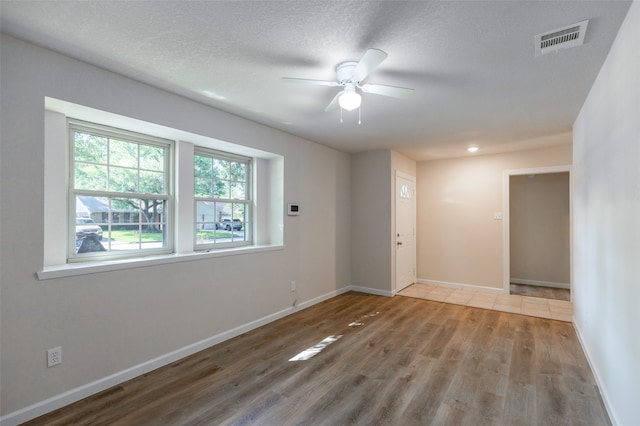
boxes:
[416,145,572,290]
[573,2,640,424]
[0,34,351,419]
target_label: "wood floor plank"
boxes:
[23,292,609,426]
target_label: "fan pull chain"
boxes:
[358,105,362,125]
[340,107,343,124]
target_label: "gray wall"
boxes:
[349,150,416,294]
[350,150,392,293]
[0,34,351,417]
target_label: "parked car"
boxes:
[76,217,103,240]
[216,218,243,231]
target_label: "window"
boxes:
[194,148,251,248]
[69,120,173,261]
[42,99,283,275]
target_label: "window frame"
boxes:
[67,119,174,262]
[193,147,253,250]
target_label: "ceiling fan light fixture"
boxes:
[339,89,361,111]
[282,48,413,114]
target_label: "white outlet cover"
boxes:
[47,347,62,367]
[493,212,503,220]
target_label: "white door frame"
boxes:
[502,165,572,299]
[395,171,417,293]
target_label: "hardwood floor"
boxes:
[24,292,608,425]
[510,283,571,301]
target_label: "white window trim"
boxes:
[37,245,283,280]
[41,98,285,280]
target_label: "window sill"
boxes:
[37,245,284,280]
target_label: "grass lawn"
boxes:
[108,229,240,243]
[109,230,163,243]
[196,230,237,239]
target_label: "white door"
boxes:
[395,172,416,292]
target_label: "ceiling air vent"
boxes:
[535,20,589,56]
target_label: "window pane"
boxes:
[139,170,164,194]
[213,158,230,180]
[137,198,166,234]
[75,163,107,191]
[139,145,164,171]
[105,198,167,251]
[194,155,213,178]
[76,196,109,224]
[232,203,246,221]
[195,201,216,244]
[74,195,108,253]
[74,132,107,164]
[213,180,230,199]
[74,196,169,255]
[230,182,245,199]
[196,229,215,244]
[195,177,213,198]
[230,162,246,181]
[110,139,138,168]
[217,202,233,221]
[196,201,215,226]
[212,201,244,242]
[109,166,137,192]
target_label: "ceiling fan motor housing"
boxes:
[336,61,359,85]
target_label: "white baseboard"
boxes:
[0,286,352,426]
[416,278,507,294]
[510,278,570,289]
[349,285,394,297]
[572,319,619,426]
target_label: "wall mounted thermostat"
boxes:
[287,203,300,216]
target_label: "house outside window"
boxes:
[69,120,173,260]
[194,148,251,248]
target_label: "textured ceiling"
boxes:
[0,1,632,160]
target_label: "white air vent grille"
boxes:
[535,20,589,56]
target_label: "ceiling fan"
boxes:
[282,48,414,113]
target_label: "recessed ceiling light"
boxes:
[467,146,479,153]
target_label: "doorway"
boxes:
[395,171,416,292]
[503,166,571,301]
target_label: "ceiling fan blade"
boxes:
[360,83,414,99]
[325,91,343,112]
[281,77,339,87]
[351,48,388,82]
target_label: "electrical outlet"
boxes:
[290,281,296,292]
[47,346,62,367]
